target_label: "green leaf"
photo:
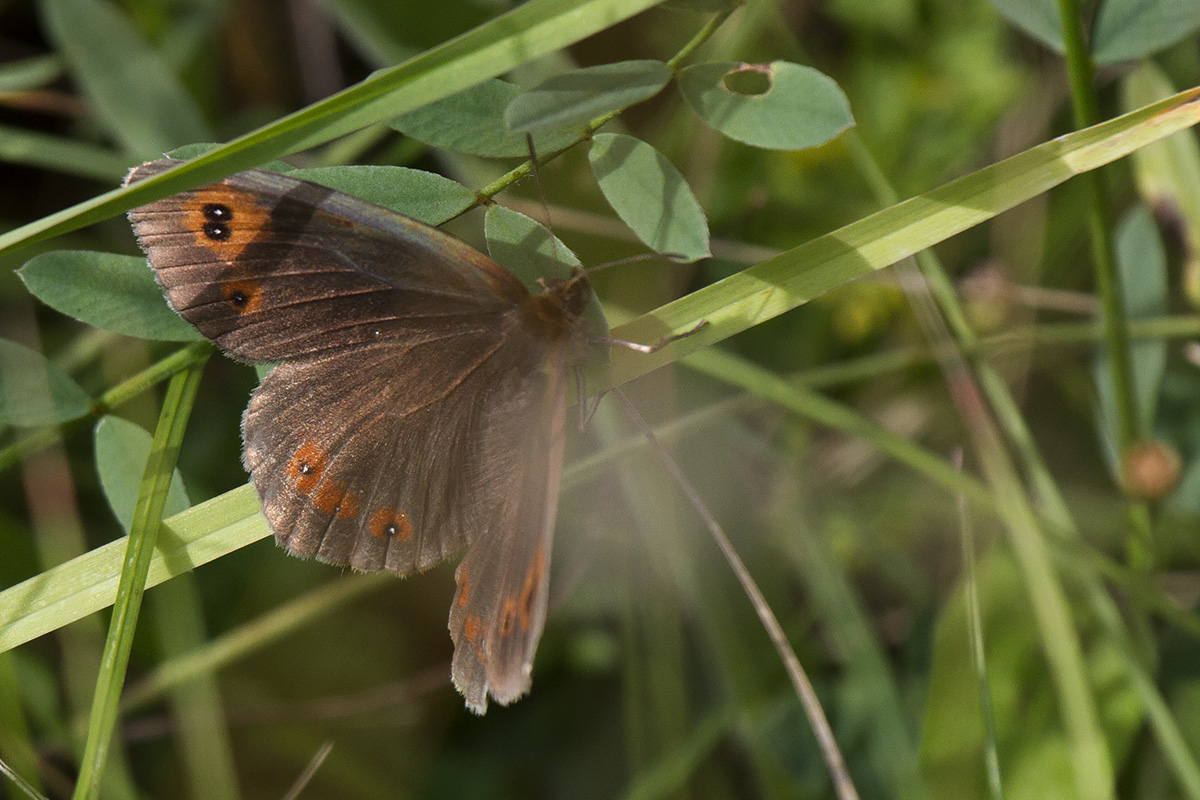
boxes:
[1121,63,1200,307]
[320,0,495,66]
[289,165,475,224]
[1,0,666,254]
[390,78,580,157]
[600,86,1200,392]
[920,551,1141,800]
[0,53,63,92]
[18,251,202,342]
[987,0,1198,63]
[39,0,212,157]
[0,339,92,426]
[0,124,130,182]
[163,143,296,174]
[677,61,853,150]
[484,204,581,287]
[1094,0,1200,64]
[94,416,191,532]
[504,60,672,132]
[987,0,1062,54]
[588,133,710,262]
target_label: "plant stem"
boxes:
[71,356,207,800]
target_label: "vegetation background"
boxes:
[1,0,1200,798]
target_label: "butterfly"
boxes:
[125,158,607,713]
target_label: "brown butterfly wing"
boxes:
[448,352,568,712]
[126,159,528,363]
[128,158,592,712]
[243,321,570,709]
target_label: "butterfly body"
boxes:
[127,159,603,712]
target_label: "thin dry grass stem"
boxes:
[0,754,50,800]
[280,741,334,800]
[954,449,1006,800]
[614,388,862,800]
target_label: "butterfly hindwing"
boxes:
[448,352,568,713]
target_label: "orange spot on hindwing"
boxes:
[464,614,483,643]
[457,569,471,608]
[518,547,546,632]
[313,481,360,519]
[500,597,517,637]
[368,507,413,540]
[286,442,359,519]
[287,441,326,494]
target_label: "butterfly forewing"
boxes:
[125,159,528,363]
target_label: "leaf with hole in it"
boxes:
[505,60,672,133]
[290,166,475,224]
[390,79,579,158]
[589,133,710,262]
[677,61,853,150]
[95,416,192,532]
[19,251,201,342]
[0,339,92,426]
[40,0,211,157]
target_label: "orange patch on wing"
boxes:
[222,279,264,313]
[499,597,517,637]
[184,185,272,264]
[464,614,483,643]
[313,480,361,519]
[368,507,413,540]
[457,569,471,608]
[517,547,547,632]
[286,441,326,494]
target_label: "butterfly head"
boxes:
[523,267,596,342]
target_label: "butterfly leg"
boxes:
[595,319,708,354]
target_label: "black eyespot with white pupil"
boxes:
[298,462,314,475]
[384,523,397,536]
[202,203,232,241]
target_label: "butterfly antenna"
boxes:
[525,133,568,269]
[613,387,861,800]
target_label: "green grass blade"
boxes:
[0,0,664,255]
[0,484,263,654]
[149,575,240,800]
[600,86,1200,390]
[70,358,207,800]
[0,652,43,796]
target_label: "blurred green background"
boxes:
[2,1,1200,798]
